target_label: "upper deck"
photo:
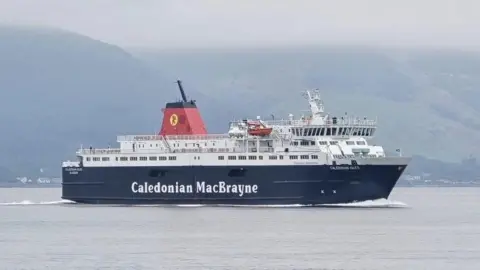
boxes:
[63,87,405,168]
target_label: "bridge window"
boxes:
[326,128,331,136]
[318,141,327,145]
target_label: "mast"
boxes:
[176,80,188,102]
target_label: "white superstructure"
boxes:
[62,90,406,168]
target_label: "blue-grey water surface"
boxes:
[0,187,478,270]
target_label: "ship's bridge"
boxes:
[253,89,378,139]
[264,115,377,139]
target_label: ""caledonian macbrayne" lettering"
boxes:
[131,181,258,197]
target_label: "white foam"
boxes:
[0,199,75,206]
[320,198,408,208]
[0,199,408,208]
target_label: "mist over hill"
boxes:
[130,47,480,162]
[1,25,479,181]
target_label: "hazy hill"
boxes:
[130,47,480,162]
[0,26,200,178]
[0,25,236,179]
[1,25,480,181]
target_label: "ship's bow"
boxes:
[357,156,412,200]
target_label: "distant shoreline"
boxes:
[0,184,61,188]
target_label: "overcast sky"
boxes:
[1,0,479,49]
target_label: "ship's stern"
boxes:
[61,161,83,202]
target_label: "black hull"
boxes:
[62,164,406,205]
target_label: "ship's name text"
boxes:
[131,181,258,197]
[329,165,360,170]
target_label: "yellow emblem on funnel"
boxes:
[170,114,179,126]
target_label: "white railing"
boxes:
[77,148,122,155]
[165,134,230,140]
[77,146,280,155]
[117,134,231,142]
[262,117,377,127]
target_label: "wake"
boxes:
[0,199,75,206]
[216,199,408,209]
[319,198,408,208]
[0,198,408,208]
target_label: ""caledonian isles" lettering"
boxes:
[131,181,258,197]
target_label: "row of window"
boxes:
[219,155,319,160]
[87,154,320,162]
[291,127,375,137]
[88,156,178,162]
[293,140,366,146]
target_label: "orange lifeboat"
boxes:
[246,121,273,136]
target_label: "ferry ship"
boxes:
[61,81,411,205]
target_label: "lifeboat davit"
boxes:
[246,121,273,136]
